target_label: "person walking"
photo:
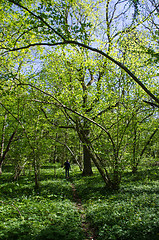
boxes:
[64,160,71,178]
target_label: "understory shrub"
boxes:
[86,182,159,240]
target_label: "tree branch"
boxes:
[19,82,116,148]
[140,128,158,158]
[143,100,159,108]
[0,129,17,165]
[92,102,119,120]
[7,0,66,41]
[4,39,159,105]
[3,0,158,105]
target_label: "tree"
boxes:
[1,0,158,105]
[0,0,158,188]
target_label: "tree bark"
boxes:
[82,124,93,176]
[0,129,17,175]
[82,143,93,176]
[0,166,2,175]
[76,121,120,189]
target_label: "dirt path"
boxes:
[71,183,96,240]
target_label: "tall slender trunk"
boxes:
[33,154,40,189]
[0,129,17,175]
[53,133,58,163]
[33,116,41,189]
[0,113,7,174]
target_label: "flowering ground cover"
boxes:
[0,164,159,240]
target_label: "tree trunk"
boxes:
[14,162,27,180]
[76,122,115,187]
[76,119,121,189]
[0,113,7,175]
[0,129,17,175]
[82,143,93,176]
[82,126,93,176]
[0,165,2,175]
[33,157,40,189]
[112,160,121,190]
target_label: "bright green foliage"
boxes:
[0,0,158,189]
[1,164,159,239]
[0,165,84,240]
[73,166,159,240]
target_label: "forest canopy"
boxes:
[0,0,158,189]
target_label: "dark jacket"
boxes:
[64,161,70,170]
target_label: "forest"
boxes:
[0,0,159,239]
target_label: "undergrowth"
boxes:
[73,166,159,240]
[1,164,159,239]
[0,164,83,240]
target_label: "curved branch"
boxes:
[140,128,158,158]
[19,82,116,152]
[1,42,64,54]
[4,0,158,104]
[65,40,159,105]
[4,39,159,105]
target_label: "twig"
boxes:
[0,200,22,217]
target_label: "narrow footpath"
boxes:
[71,183,96,240]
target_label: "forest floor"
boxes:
[1,164,159,240]
[71,182,96,240]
